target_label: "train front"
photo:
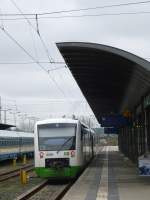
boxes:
[34,119,80,179]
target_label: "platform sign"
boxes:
[138,155,150,176]
[144,93,150,109]
[104,127,118,134]
[100,115,130,128]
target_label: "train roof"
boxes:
[36,118,79,125]
[0,123,15,130]
[35,118,96,133]
[0,130,34,138]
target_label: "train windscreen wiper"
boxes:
[57,136,74,154]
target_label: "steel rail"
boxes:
[0,165,34,182]
[0,164,33,176]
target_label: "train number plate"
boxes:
[46,153,54,156]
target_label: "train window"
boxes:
[38,123,76,151]
[2,138,4,146]
[1,139,3,146]
[20,137,33,146]
[16,139,18,145]
[81,127,84,140]
[0,136,33,147]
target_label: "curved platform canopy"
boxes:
[57,42,150,121]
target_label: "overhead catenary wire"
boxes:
[3,0,149,114]
[23,0,150,16]
[0,61,65,64]
[0,27,47,73]
[47,66,66,72]
[36,10,150,19]
[1,10,150,21]
[1,0,150,16]
[10,0,54,64]
[56,67,76,103]
[0,8,4,29]
[0,26,69,99]
[0,1,76,111]
[17,100,86,105]
[27,18,39,61]
[0,61,66,71]
[13,1,77,108]
[9,0,74,106]
[10,0,72,106]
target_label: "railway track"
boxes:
[0,164,34,182]
[15,148,105,200]
[15,180,72,200]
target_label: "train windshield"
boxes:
[38,123,76,151]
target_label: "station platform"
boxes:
[62,146,150,200]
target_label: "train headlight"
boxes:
[40,151,44,158]
[71,150,75,157]
[64,151,69,156]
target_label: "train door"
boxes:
[91,135,94,157]
[146,106,150,152]
[81,125,86,163]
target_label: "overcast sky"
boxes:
[0,0,149,125]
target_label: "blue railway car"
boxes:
[0,130,34,161]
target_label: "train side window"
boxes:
[2,138,3,146]
[3,140,5,146]
[81,127,84,140]
[1,139,3,146]
[16,138,19,145]
[81,125,88,140]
